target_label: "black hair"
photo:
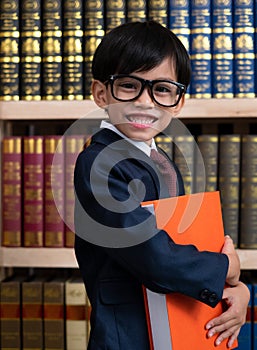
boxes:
[92,21,191,87]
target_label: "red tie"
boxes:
[150,149,177,196]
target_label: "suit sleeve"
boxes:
[74,148,229,308]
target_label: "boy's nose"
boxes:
[134,86,155,107]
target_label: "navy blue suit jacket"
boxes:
[74,128,229,350]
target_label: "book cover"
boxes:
[20,0,41,100]
[42,0,62,100]
[105,0,126,32]
[0,0,20,101]
[127,0,147,23]
[190,0,212,98]
[0,274,27,350]
[64,135,85,247]
[23,136,44,247]
[44,135,65,247]
[237,283,253,349]
[65,276,88,350]
[147,0,168,27]
[173,135,195,195]
[83,0,105,99]
[63,0,83,100]
[142,191,237,350]
[22,275,46,350]
[240,135,257,248]
[218,135,241,247]
[2,137,22,247]
[195,134,218,193]
[43,276,67,350]
[233,0,255,98]
[212,0,234,98]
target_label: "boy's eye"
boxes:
[119,82,137,90]
[154,83,173,94]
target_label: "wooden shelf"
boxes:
[0,98,257,120]
[0,247,255,270]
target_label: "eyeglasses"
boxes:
[106,74,186,107]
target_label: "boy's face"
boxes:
[92,58,185,145]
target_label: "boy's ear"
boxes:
[91,80,108,108]
[173,94,185,116]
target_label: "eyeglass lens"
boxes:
[111,76,182,107]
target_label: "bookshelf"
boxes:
[0,98,257,271]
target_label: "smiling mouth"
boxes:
[126,115,158,125]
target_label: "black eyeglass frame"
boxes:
[105,74,187,107]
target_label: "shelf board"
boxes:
[0,247,256,269]
[0,98,257,120]
[0,247,78,268]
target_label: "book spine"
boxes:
[190,0,212,98]
[0,280,22,350]
[0,0,20,101]
[2,137,22,247]
[237,284,253,349]
[240,135,257,248]
[65,279,87,350]
[20,0,41,101]
[254,282,257,350]
[168,0,190,53]
[64,135,85,247]
[43,281,65,350]
[23,136,44,247]
[212,0,234,98]
[42,0,62,100]
[44,136,64,247]
[218,135,241,247]
[62,0,84,100]
[127,0,147,22]
[196,135,218,193]
[173,135,195,195]
[84,0,105,99]
[147,0,168,27]
[22,280,44,350]
[233,0,255,98]
[105,0,126,32]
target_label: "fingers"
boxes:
[222,236,241,286]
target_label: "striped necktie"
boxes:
[150,149,177,196]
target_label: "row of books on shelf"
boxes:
[1,0,257,100]
[0,270,256,350]
[0,270,91,350]
[1,132,257,249]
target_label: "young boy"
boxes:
[74,21,249,350]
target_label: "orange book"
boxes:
[142,191,237,350]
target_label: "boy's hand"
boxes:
[222,235,240,286]
[205,282,250,348]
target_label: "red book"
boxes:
[64,135,85,247]
[23,136,44,247]
[2,136,22,246]
[44,135,65,247]
[142,191,237,350]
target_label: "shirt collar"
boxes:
[100,120,157,157]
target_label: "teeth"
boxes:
[128,117,155,124]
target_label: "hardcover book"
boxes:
[2,137,22,247]
[233,0,255,98]
[190,0,212,98]
[147,0,168,27]
[218,135,241,247]
[0,0,20,101]
[142,191,237,350]
[42,0,62,100]
[20,0,41,100]
[127,0,147,23]
[23,136,44,247]
[63,0,83,100]
[65,276,88,350]
[105,0,126,32]
[237,284,253,349]
[240,135,257,248]
[44,135,65,247]
[212,0,233,98]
